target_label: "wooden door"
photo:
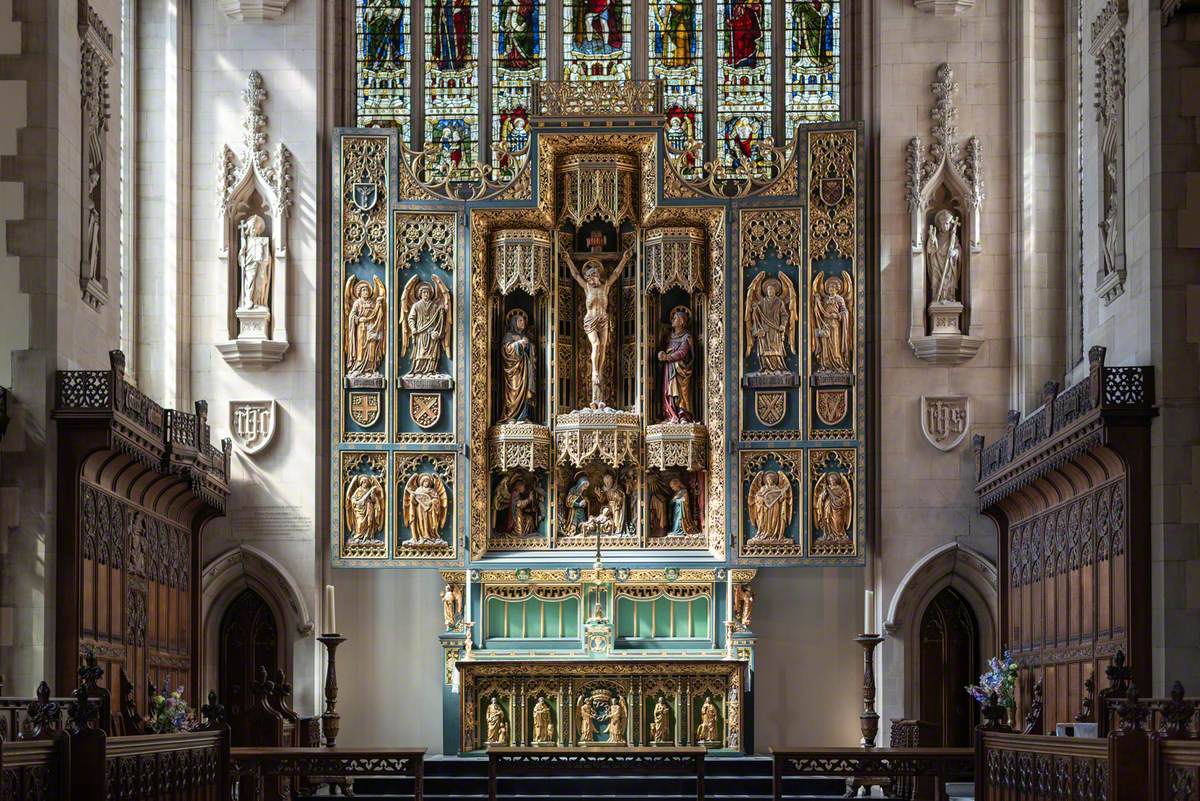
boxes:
[219,588,280,746]
[919,587,979,747]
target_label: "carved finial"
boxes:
[1089,345,1108,368]
[1007,410,1021,428]
[201,691,226,726]
[972,433,984,453]
[929,64,959,160]
[36,680,50,704]
[195,399,208,419]
[26,681,62,739]
[67,683,97,733]
[78,648,103,690]
[1076,673,1096,722]
[1116,683,1149,732]
[1023,679,1045,734]
[109,349,126,374]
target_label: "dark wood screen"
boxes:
[919,587,978,747]
[219,588,280,746]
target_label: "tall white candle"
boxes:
[864,589,874,633]
[325,584,336,633]
[464,572,472,625]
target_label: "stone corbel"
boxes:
[913,0,976,15]
[218,0,291,21]
[216,71,293,369]
[906,63,985,365]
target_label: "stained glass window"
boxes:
[424,0,480,180]
[562,0,632,81]
[649,0,704,170]
[785,0,840,137]
[492,0,546,165]
[356,0,413,135]
[716,0,772,174]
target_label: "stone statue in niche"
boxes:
[440,583,462,629]
[532,697,555,744]
[402,473,448,544]
[650,472,701,537]
[696,696,720,743]
[486,696,509,744]
[577,694,598,742]
[656,306,695,423]
[238,214,273,310]
[810,271,854,375]
[343,276,388,385]
[563,474,592,536]
[925,209,961,305]
[813,471,852,542]
[744,272,798,381]
[83,161,102,290]
[607,696,627,743]
[493,470,544,537]
[1100,158,1121,281]
[747,470,793,543]
[499,309,537,423]
[651,696,672,743]
[733,583,754,629]
[562,250,632,407]
[344,474,386,544]
[400,275,453,387]
[596,472,627,533]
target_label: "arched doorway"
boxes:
[918,586,979,747]
[219,587,281,746]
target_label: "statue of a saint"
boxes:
[344,474,385,543]
[745,273,797,373]
[401,275,452,377]
[813,471,852,541]
[747,470,793,543]
[564,475,592,535]
[1100,159,1121,278]
[577,694,598,742]
[402,474,448,544]
[925,209,961,305]
[343,276,388,378]
[733,583,755,629]
[499,309,536,423]
[486,696,508,744]
[657,307,695,423]
[810,271,853,374]
[238,214,273,310]
[696,696,720,742]
[494,471,543,537]
[651,696,672,743]
[607,696,627,743]
[532,696,555,743]
[665,476,699,536]
[83,164,102,282]
[596,473,626,534]
[562,250,632,407]
[440,583,462,629]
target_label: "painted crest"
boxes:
[815,389,848,427]
[351,182,378,212]
[229,400,277,455]
[753,391,786,427]
[819,177,846,207]
[349,391,382,428]
[410,393,442,430]
[920,395,970,451]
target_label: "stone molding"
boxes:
[218,0,291,22]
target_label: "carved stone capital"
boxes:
[218,0,291,21]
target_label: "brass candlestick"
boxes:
[317,634,346,747]
[855,634,884,748]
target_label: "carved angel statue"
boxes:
[745,272,797,373]
[925,209,961,305]
[493,471,543,537]
[650,696,672,743]
[402,473,448,544]
[238,214,273,310]
[696,696,720,743]
[561,250,633,407]
[532,696,555,743]
[813,471,853,541]
[344,474,385,544]
[810,271,854,374]
[747,471,793,543]
[577,694,598,742]
[486,696,509,744]
[343,276,387,378]
[607,696,627,743]
[440,583,463,630]
[401,275,452,377]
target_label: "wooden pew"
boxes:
[230,746,426,801]
[770,746,973,801]
[486,746,707,801]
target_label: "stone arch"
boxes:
[883,542,998,728]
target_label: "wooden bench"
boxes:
[486,746,707,801]
[230,747,426,801]
[770,747,973,801]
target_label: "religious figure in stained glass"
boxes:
[786,0,839,131]
[656,0,697,67]
[499,107,530,154]
[727,0,764,68]
[564,0,630,79]
[492,0,543,163]
[574,0,623,54]
[498,0,538,68]
[724,116,764,172]
[432,0,472,70]
[794,0,835,66]
[357,0,412,131]
[717,0,771,171]
[363,0,408,72]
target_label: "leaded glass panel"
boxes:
[649,0,704,169]
[716,0,772,174]
[356,0,413,134]
[785,0,840,136]
[425,0,480,180]
[492,0,546,164]
[563,0,633,80]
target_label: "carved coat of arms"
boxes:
[920,395,970,451]
[229,400,277,455]
[815,389,848,427]
[410,393,442,430]
[819,177,846,206]
[349,392,381,428]
[753,391,786,427]
[351,182,378,212]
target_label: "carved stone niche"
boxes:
[216,71,293,369]
[218,0,291,21]
[79,4,113,310]
[906,64,985,366]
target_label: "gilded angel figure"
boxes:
[402,473,448,544]
[745,273,797,374]
[813,471,853,541]
[343,276,387,378]
[810,271,854,374]
[747,470,793,543]
[344,474,385,543]
[400,275,452,377]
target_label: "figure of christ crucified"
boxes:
[562,249,633,408]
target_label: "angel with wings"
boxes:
[403,473,448,544]
[745,272,797,374]
[747,470,793,543]
[344,276,387,378]
[344,474,385,544]
[810,271,853,374]
[401,275,452,377]
[813,471,853,542]
[493,470,543,537]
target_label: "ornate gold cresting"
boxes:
[644,227,706,294]
[533,80,663,123]
[492,229,552,296]
[557,153,638,228]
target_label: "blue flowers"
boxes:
[966,651,1018,709]
[146,686,198,733]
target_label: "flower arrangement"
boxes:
[145,686,198,734]
[966,651,1018,709]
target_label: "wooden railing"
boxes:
[0,739,61,801]
[487,747,705,801]
[230,747,426,801]
[770,747,973,801]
